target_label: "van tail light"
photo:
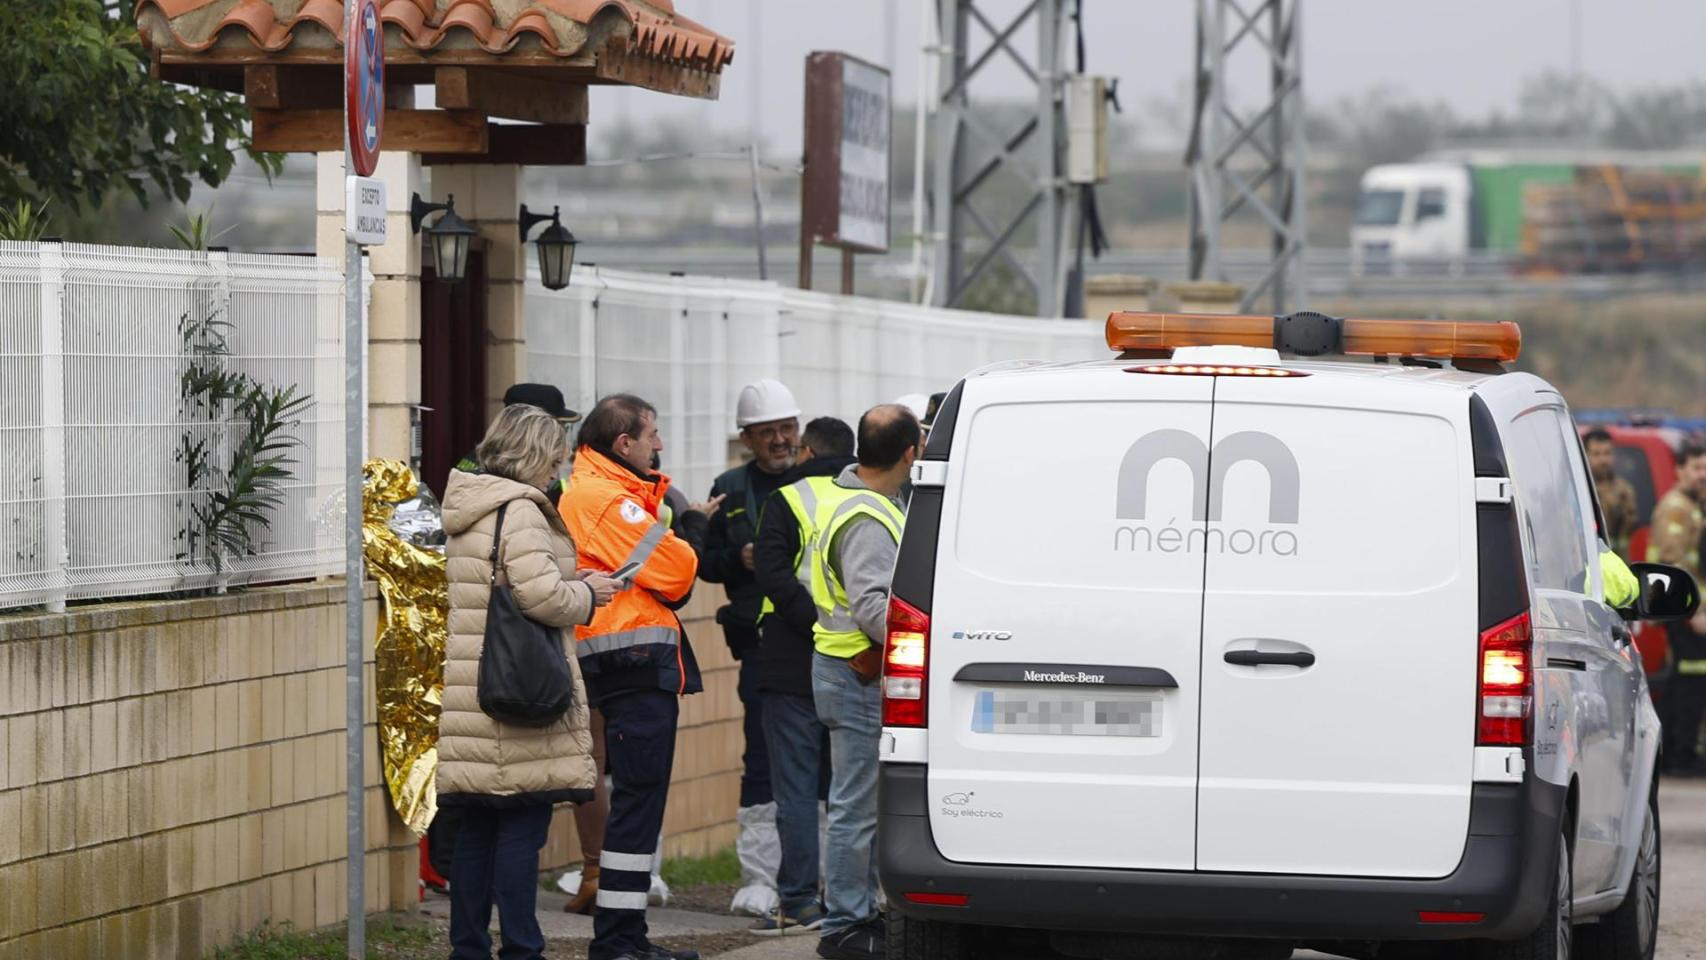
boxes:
[1477,612,1532,746]
[883,597,930,728]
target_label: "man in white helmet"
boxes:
[702,379,802,915]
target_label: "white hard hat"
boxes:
[894,393,930,422]
[736,379,802,428]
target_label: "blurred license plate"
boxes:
[971,689,1161,737]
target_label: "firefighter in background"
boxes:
[1650,441,1706,775]
[1584,428,1639,559]
[700,380,804,915]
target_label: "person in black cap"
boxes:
[456,383,581,505]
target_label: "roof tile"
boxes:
[135,0,733,70]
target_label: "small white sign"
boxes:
[345,175,388,246]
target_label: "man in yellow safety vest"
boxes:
[806,404,921,960]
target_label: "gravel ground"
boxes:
[664,882,746,919]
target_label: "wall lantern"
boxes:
[519,204,578,291]
[409,193,477,283]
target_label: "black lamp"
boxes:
[410,192,477,283]
[520,204,578,291]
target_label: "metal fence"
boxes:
[0,242,346,611]
[526,267,1105,501]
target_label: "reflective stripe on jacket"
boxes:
[810,485,905,658]
[559,446,701,697]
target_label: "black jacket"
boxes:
[701,461,792,655]
[753,456,858,696]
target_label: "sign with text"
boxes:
[345,176,388,246]
[802,52,891,253]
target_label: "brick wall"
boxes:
[0,581,750,957]
[0,584,418,959]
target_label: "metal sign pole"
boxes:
[342,1,366,957]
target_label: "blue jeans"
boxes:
[448,803,554,960]
[763,691,831,912]
[811,651,882,935]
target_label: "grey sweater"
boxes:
[827,464,906,644]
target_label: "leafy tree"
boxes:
[0,1,281,213]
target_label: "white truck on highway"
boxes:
[1351,149,1706,274]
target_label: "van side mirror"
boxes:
[1628,562,1700,623]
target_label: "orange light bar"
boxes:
[1106,312,1523,362]
[1105,312,1273,352]
[1130,364,1305,378]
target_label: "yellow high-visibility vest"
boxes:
[809,485,905,658]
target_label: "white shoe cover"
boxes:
[650,833,671,905]
[731,803,781,916]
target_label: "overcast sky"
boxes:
[590,0,1706,153]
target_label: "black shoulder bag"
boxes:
[477,503,575,727]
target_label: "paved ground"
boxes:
[709,778,1706,960]
[426,779,1706,959]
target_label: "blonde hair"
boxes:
[477,404,569,488]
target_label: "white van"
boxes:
[876,312,1700,960]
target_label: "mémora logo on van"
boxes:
[1112,429,1300,557]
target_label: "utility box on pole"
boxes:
[1067,75,1110,185]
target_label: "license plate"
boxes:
[971,689,1161,737]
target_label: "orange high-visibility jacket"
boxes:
[559,446,702,697]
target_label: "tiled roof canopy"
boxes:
[137,0,733,91]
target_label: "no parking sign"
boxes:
[345,0,384,177]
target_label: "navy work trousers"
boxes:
[736,654,773,807]
[590,689,681,960]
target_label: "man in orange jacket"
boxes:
[561,393,719,960]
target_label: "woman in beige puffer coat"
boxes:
[439,403,621,960]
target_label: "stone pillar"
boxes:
[430,164,529,425]
[1083,274,1156,320]
[316,151,423,462]
[1162,280,1245,314]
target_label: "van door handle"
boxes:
[1223,650,1315,668]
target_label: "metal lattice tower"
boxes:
[1186,0,1307,313]
[928,0,1072,318]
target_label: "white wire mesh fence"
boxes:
[0,242,345,612]
[526,267,1105,501]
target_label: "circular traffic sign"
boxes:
[345,0,385,176]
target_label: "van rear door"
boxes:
[1193,374,1479,878]
[925,369,1211,870]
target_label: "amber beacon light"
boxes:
[1105,311,1523,363]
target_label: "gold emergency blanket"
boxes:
[362,459,446,836]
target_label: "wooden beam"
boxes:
[250,109,489,154]
[243,65,341,109]
[422,124,587,166]
[153,55,244,94]
[435,67,589,125]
